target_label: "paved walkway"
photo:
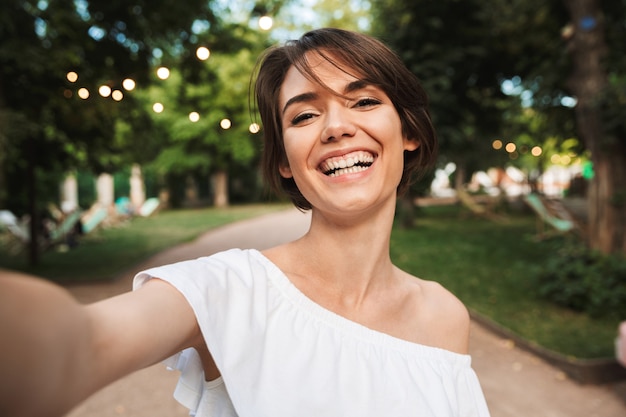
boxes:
[62,208,626,417]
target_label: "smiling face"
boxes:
[277,53,419,215]
[254,29,437,211]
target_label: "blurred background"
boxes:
[1,0,624,259]
[1,0,625,383]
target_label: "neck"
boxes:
[288,197,398,306]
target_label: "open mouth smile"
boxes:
[319,151,375,177]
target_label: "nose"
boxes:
[321,107,357,143]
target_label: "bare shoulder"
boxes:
[420,278,470,323]
[401,271,471,354]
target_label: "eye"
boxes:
[354,97,382,108]
[290,112,316,125]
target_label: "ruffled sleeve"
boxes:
[162,348,204,412]
[159,348,235,417]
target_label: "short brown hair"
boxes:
[254,28,437,210]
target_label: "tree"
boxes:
[0,0,220,264]
[371,0,626,254]
[562,0,626,254]
[129,23,270,208]
[480,0,626,254]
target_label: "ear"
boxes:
[403,137,420,152]
[279,164,293,178]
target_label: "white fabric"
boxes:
[133,249,491,417]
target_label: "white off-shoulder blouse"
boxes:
[134,249,490,417]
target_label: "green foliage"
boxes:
[273,0,371,38]
[597,74,626,144]
[0,0,220,174]
[0,1,282,230]
[0,0,219,235]
[603,0,626,80]
[371,0,626,255]
[498,107,585,175]
[534,242,626,319]
[127,23,270,201]
[476,0,571,96]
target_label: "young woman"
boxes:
[0,28,490,417]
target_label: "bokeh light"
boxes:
[220,118,232,129]
[249,123,260,133]
[111,90,124,101]
[189,112,200,122]
[98,85,112,97]
[66,71,78,82]
[78,88,90,99]
[505,142,517,153]
[152,102,164,113]
[259,16,273,30]
[196,46,210,60]
[157,67,170,80]
[492,139,503,150]
[122,78,136,91]
[531,146,542,157]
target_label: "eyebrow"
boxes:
[281,80,373,115]
[282,92,318,115]
[344,79,369,93]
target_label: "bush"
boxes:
[534,243,626,318]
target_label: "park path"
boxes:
[63,207,626,417]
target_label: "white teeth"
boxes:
[328,165,370,177]
[320,151,375,177]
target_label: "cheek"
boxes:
[282,131,309,162]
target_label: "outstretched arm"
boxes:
[0,270,200,417]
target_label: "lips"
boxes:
[319,151,375,177]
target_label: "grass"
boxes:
[0,204,289,283]
[390,204,620,359]
[0,202,619,359]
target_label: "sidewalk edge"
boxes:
[469,310,626,385]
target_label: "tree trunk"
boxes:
[212,170,229,208]
[129,164,146,211]
[27,135,39,265]
[185,175,199,207]
[563,0,626,254]
[0,114,6,207]
[0,74,6,208]
[454,161,467,191]
[396,193,415,229]
[588,151,626,253]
